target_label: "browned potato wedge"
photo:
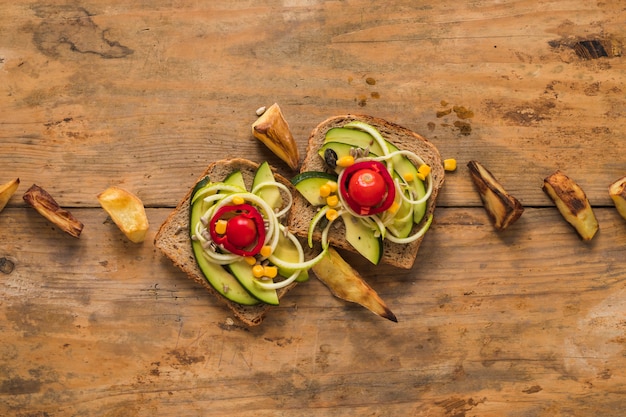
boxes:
[312,247,397,322]
[543,170,598,241]
[252,103,299,170]
[0,178,20,213]
[97,186,149,243]
[467,160,524,230]
[609,176,626,220]
[23,184,84,238]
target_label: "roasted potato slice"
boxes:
[543,170,598,241]
[0,178,20,213]
[467,160,524,230]
[97,186,149,243]
[609,176,626,220]
[252,103,299,170]
[312,247,397,322]
[23,184,84,238]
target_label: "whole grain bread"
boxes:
[154,158,297,326]
[288,114,445,269]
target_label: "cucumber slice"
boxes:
[341,213,383,265]
[291,171,338,206]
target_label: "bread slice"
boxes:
[154,158,297,326]
[289,114,445,269]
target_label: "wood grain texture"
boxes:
[1,207,626,416]
[1,0,626,415]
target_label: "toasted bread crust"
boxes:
[289,114,444,269]
[154,158,296,326]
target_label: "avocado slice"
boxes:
[189,178,260,306]
[272,232,309,282]
[391,175,414,239]
[324,127,385,155]
[317,142,378,173]
[227,260,279,305]
[222,170,247,191]
[342,213,383,265]
[385,141,427,223]
[252,161,282,210]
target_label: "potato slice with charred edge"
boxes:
[609,176,626,221]
[252,103,299,170]
[467,160,524,230]
[312,247,397,322]
[0,178,20,213]
[23,184,84,238]
[97,186,149,243]
[543,170,598,241]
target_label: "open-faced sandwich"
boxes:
[154,158,324,326]
[155,114,445,325]
[289,114,445,269]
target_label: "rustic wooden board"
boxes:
[1,207,626,416]
[1,0,626,415]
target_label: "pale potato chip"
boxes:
[98,186,149,243]
[0,178,20,213]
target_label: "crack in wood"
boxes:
[31,5,133,59]
[548,37,622,60]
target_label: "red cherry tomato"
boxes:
[226,214,257,248]
[339,160,395,216]
[209,204,266,256]
[348,169,386,207]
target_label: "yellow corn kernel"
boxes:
[326,208,339,221]
[444,158,457,171]
[387,200,400,215]
[319,183,331,197]
[337,155,355,167]
[418,164,431,177]
[260,245,272,257]
[416,172,426,181]
[403,172,414,182]
[244,256,257,266]
[215,219,228,235]
[326,194,339,207]
[252,264,265,278]
[263,265,278,279]
[327,181,338,193]
[232,195,245,205]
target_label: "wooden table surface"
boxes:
[2,1,626,415]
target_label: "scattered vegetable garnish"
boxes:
[209,204,266,256]
[444,158,457,172]
[292,121,437,264]
[191,164,328,296]
[340,160,396,216]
